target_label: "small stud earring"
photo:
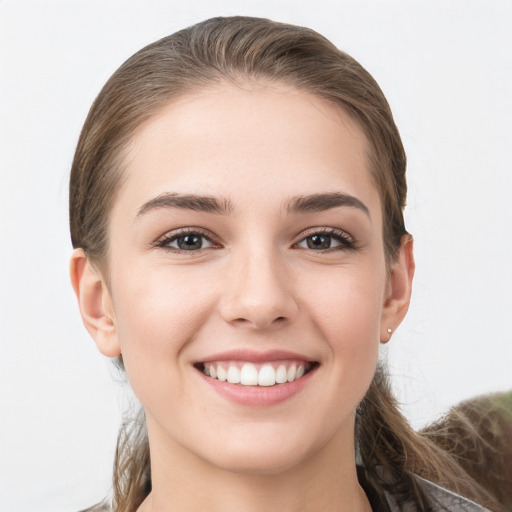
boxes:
[387,328,393,334]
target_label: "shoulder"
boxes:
[414,475,490,512]
[382,473,491,512]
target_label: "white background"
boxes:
[0,1,511,511]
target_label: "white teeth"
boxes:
[226,366,241,384]
[240,363,258,385]
[216,365,227,382]
[202,361,312,386]
[276,364,288,384]
[287,364,297,382]
[258,365,276,386]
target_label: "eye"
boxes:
[296,228,355,251]
[171,233,212,251]
[154,229,217,252]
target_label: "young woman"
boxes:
[69,16,499,512]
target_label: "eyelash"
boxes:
[153,227,356,253]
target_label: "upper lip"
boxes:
[196,349,317,364]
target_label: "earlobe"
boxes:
[70,248,121,357]
[380,235,415,343]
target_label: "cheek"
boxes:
[109,266,215,388]
[307,257,385,329]
[305,263,385,382]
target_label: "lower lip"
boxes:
[198,366,318,406]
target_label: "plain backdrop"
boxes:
[1,1,511,510]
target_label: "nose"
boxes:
[219,248,299,330]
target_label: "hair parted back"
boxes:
[71,16,499,512]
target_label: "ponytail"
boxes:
[111,408,151,512]
[357,365,500,511]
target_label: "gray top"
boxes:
[382,473,490,512]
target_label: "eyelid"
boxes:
[298,226,355,242]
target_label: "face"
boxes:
[98,82,401,475]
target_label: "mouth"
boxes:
[194,360,318,387]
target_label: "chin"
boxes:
[206,443,313,476]
[188,419,346,477]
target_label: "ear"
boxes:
[380,235,415,343]
[70,248,121,357]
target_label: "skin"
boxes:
[71,82,414,512]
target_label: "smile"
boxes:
[199,360,315,387]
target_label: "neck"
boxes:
[139,418,371,512]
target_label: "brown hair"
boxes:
[70,16,499,512]
[421,391,512,511]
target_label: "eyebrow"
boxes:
[137,192,234,217]
[136,191,369,219]
[287,192,370,218]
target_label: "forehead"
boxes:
[118,82,380,218]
